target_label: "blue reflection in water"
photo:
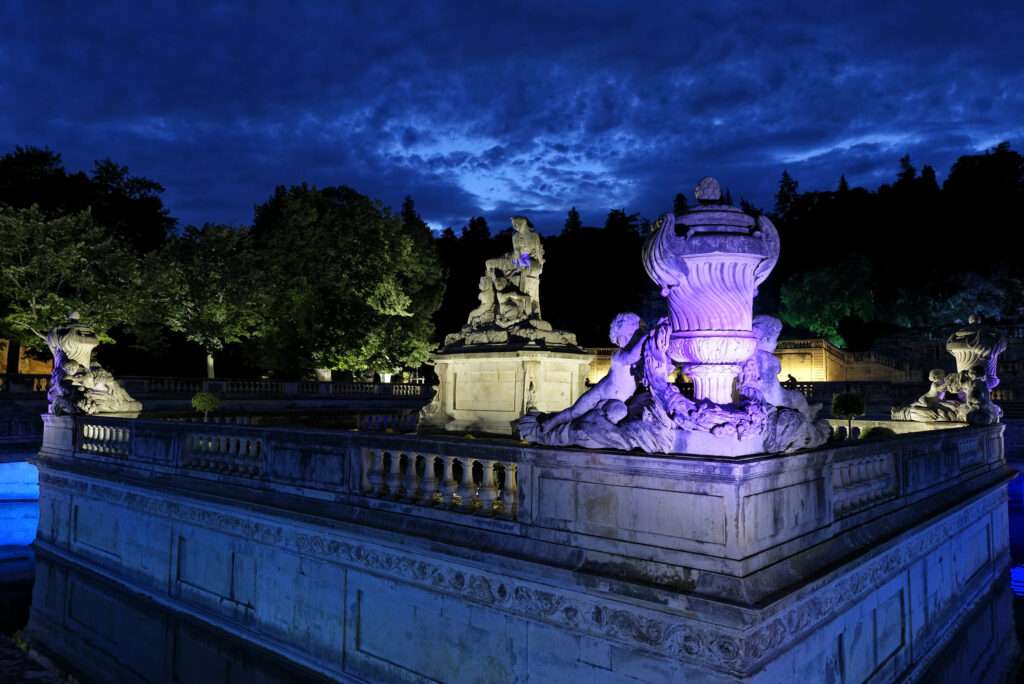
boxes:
[0,500,38,546]
[0,460,39,501]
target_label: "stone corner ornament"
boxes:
[45,312,142,417]
[891,315,1005,425]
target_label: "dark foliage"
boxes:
[0,146,174,253]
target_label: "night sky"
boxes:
[3,2,1022,233]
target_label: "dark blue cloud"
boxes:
[3,1,1022,233]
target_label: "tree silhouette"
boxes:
[774,170,799,219]
[563,206,582,235]
[673,192,689,214]
[0,146,173,253]
[603,208,639,234]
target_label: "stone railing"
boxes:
[794,381,926,416]
[0,373,50,394]
[115,376,432,401]
[361,450,518,518]
[183,432,265,476]
[40,413,1009,605]
[831,451,898,518]
[78,420,132,457]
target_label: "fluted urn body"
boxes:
[642,178,780,403]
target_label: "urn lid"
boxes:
[643,177,780,289]
[675,176,758,236]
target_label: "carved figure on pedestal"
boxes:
[444,216,578,348]
[891,369,960,422]
[517,180,830,457]
[534,314,644,432]
[466,277,498,328]
[739,316,817,419]
[46,313,142,417]
[892,316,1005,425]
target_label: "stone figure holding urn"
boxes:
[518,178,830,456]
[45,312,142,417]
[892,316,1005,425]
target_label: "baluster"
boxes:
[477,460,499,513]
[405,454,421,501]
[440,456,459,506]
[361,450,375,493]
[501,463,518,518]
[421,455,439,504]
[385,452,402,498]
[457,459,477,510]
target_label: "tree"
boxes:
[0,206,140,350]
[563,206,582,235]
[896,154,916,186]
[774,170,799,219]
[191,391,222,422]
[0,146,174,253]
[252,184,443,375]
[143,225,266,378]
[461,216,490,241]
[603,208,639,234]
[837,175,849,193]
[779,256,875,348]
[673,192,689,214]
[832,392,865,436]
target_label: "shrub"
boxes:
[191,391,222,422]
[832,392,866,436]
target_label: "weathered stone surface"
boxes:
[893,315,1006,425]
[419,349,593,434]
[33,413,1014,682]
[45,313,141,417]
[518,182,828,457]
[441,216,580,351]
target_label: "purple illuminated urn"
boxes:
[642,177,779,404]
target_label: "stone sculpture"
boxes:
[892,316,1005,425]
[517,179,830,456]
[46,313,142,417]
[444,216,577,348]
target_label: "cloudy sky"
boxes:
[3,1,1022,233]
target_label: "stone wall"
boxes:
[31,415,1015,682]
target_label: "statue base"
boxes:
[420,346,594,435]
[443,319,578,348]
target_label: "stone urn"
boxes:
[642,178,780,404]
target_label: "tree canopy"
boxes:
[0,146,174,253]
[141,224,267,378]
[0,206,140,349]
[251,184,443,375]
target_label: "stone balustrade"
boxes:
[183,432,265,476]
[0,373,432,401]
[831,452,897,518]
[78,419,132,457]
[41,413,1009,606]
[361,449,518,517]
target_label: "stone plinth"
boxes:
[420,348,593,434]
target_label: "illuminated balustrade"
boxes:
[183,433,265,475]
[361,450,519,518]
[79,420,132,457]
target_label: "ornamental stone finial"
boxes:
[695,177,722,203]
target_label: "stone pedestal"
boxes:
[421,348,593,434]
